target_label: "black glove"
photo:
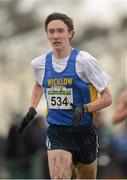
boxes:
[70,103,88,127]
[16,107,37,134]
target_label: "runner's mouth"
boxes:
[53,42,61,45]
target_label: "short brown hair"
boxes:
[44,12,74,32]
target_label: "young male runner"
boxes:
[17,12,112,179]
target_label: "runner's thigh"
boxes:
[48,149,73,179]
[75,159,97,179]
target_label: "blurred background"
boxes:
[0,0,127,178]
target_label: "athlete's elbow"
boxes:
[105,95,112,107]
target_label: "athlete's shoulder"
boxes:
[31,53,47,69]
[77,50,100,66]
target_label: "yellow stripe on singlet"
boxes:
[89,84,98,117]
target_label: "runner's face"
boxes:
[47,20,73,50]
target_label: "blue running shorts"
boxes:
[46,124,99,164]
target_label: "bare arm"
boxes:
[71,87,112,127]
[87,87,112,112]
[112,91,127,124]
[30,81,43,109]
[16,81,43,134]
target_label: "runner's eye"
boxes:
[57,28,64,33]
[48,29,55,34]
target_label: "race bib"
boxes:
[46,87,73,109]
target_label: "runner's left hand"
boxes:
[70,103,86,127]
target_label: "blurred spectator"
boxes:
[23,114,47,154]
[23,114,50,179]
[0,135,7,159]
[111,121,127,178]
[6,113,50,179]
[7,113,27,158]
[94,112,114,179]
[111,89,127,178]
[112,89,127,124]
[0,135,9,179]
